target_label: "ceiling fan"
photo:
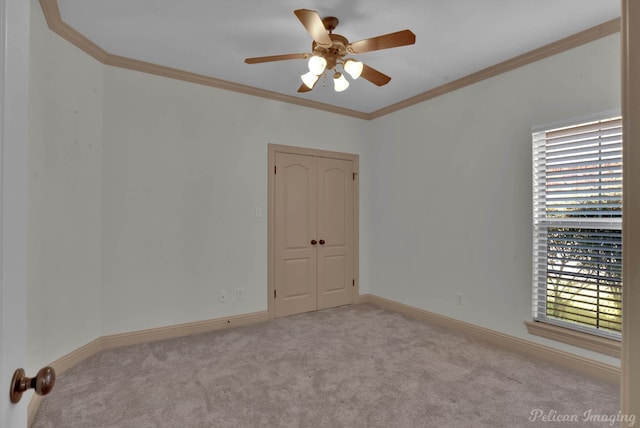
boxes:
[244,9,416,93]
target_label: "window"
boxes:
[532,114,622,340]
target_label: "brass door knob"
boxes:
[319,239,325,245]
[311,240,317,245]
[10,366,56,404]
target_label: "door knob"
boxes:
[311,240,317,245]
[319,240,325,245]
[10,366,56,404]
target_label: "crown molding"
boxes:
[103,53,370,120]
[39,0,620,121]
[39,0,108,63]
[368,18,621,119]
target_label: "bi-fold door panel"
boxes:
[274,153,318,318]
[274,152,354,318]
[317,157,354,310]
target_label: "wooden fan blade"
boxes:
[245,53,310,64]
[294,9,332,47]
[297,83,313,93]
[360,63,392,86]
[298,76,321,92]
[348,29,416,54]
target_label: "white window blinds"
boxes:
[532,116,622,339]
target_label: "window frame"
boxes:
[529,111,623,349]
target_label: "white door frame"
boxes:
[1,0,30,426]
[267,144,359,319]
[621,0,640,421]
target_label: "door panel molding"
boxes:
[316,157,354,311]
[268,144,359,319]
[274,152,318,317]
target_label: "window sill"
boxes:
[524,321,621,358]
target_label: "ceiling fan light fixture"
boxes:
[308,55,327,75]
[343,59,363,80]
[245,9,415,94]
[301,71,320,89]
[333,72,349,92]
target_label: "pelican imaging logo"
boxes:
[529,409,636,426]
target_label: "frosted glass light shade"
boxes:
[301,71,320,89]
[308,56,327,75]
[344,59,363,79]
[333,72,349,92]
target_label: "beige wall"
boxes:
[28,4,103,371]
[100,67,369,335]
[27,0,621,372]
[27,2,370,369]
[367,34,621,366]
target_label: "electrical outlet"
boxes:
[457,292,463,306]
[219,290,226,303]
[236,288,244,300]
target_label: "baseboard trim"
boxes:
[29,299,620,425]
[28,310,269,427]
[27,395,43,427]
[360,294,621,384]
[99,311,270,351]
[48,338,103,375]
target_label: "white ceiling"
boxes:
[55,0,621,114]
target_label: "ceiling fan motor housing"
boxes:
[312,33,349,70]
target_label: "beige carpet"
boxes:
[33,304,620,427]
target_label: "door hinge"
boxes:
[353,172,357,181]
[352,279,355,287]
[274,289,277,298]
[274,165,277,174]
